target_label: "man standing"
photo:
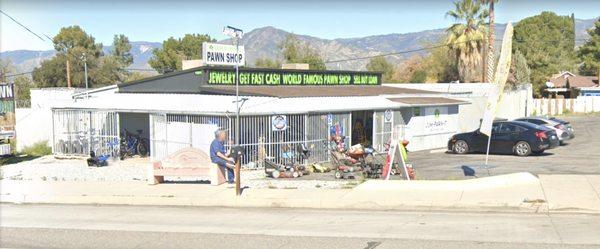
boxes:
[210,130,235,184]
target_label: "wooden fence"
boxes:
[532,96,600,116]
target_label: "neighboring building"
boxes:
[546,71,599,97]
[45,66,469,164]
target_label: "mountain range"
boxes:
[1,18,597,74]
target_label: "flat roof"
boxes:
[387,97,469,106]
[202,85,436,98]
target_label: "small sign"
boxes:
[326,114,333,126]
[271,115,288,131]
[0,84,14,99]
[384,109,393,123]
[202,42,245,67]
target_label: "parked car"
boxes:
[514,117,574,144]
[448,121,559,157]
[548,117,575,135]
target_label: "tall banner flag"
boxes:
[480,23,514,136]
[480,22,513,165]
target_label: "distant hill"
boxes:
[1,18,597,73]
[0,41,161,74]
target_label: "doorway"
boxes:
[351,110,374,146]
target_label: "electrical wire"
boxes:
[0,10,46,42]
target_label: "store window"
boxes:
[412,107,421,117]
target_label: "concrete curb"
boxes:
[3,173,599,214]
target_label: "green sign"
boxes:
[205,69,380,86]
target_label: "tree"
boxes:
[513,11,577,96]
[254,58,280,69]
[445,0,488,82]
[507,49,531,89]
[33,26,105,87]
[0,58,16,82]
[14,76,33,104]
[394,55,426,83]
[98,34,135,83]
[279,34,326,70]
[410,69,428,83]
[366,57,394,82]
[578,18,600,76]
[111,34,133,67]
[149,34,215,74]
[479,0,499,82]
[32,55,68,88]
[421,39,460,82]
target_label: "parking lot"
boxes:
[411,114,600,180]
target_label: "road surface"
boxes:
[1,204,600,248]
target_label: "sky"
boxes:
[1,0,599,52]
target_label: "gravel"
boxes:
[0,156,359,189]
[0,156,147,181]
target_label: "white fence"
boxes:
[532,96,600,116]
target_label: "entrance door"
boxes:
[372,109,405,152]
[351,110,373,146]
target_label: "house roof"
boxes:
[549,72,598,88]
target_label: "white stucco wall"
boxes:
[15,107,53,151]
[16,88,81,151]
[387,83,532,135]
[403,106,459,151]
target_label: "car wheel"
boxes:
[514,141,531,157]
[453,140,469,154]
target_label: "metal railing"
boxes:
[150,112,352,167]
[52,109,120,157]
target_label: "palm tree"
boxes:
[446,0,489,82]
[480,0,499,83]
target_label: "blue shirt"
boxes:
[210,139,225,163]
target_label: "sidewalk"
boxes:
[2,173,600,213]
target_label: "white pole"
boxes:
[484,134,492,175]
[235,36,240,146]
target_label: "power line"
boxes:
[0,9,46,42]
[324,39,480,64]
[2,71,33,78]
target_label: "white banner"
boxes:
[202,42,245,66]
[480,22,514,137]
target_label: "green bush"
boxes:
[20,141,52,156]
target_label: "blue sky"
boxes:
[1,0,599,52]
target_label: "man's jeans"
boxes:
[213,158,235,184]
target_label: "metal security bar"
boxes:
[372,109,405,152]
[52,109,119,157]
[149,112,352,167]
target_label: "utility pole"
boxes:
[82,53,88,91]
[66,60,71,88]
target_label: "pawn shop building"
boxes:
[50,66,468,165]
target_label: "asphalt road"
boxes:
[411,114,600,180]
[2,204,600,249]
